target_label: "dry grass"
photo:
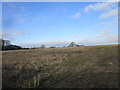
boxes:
[2,45,119,88]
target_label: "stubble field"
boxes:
[2,45,119,88]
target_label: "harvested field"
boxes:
[2,45,119,88]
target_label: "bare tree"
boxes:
[5,40,11,46]
[1,39,11,47]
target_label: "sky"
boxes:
[1,2,118,47]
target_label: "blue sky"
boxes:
[2,2,118,47]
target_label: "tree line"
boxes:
[0,39,22,50]
[0,39,85,50]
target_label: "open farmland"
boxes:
[2,45,119,88]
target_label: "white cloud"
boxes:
[71,13,80,18]
[21,40,72,48]
[95,30,118,43]
[84,2,113,12]
[100,8,118,18]
[96,30,113,38]
[13,9,32,23]
[20,29,118,48]
[15,30,29,34]
[76,30,118,45]
[71,34,80,37]
[15,14,29,23]
[107,0,119,2]
[0,32,3,38]
[84,2,118,19]
[0,30,30,42]
[101,22,112,25]
[0,32,14,41]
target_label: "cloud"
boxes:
[15,30,29,34]
[84,2,118,19]
[95,30,118,43]
[107,0,119,2]
[96,30,112,38]
[15,13,29,23]
[20,29,118,48]
[0,31,14,41]
[0,32,2,38]
[100,8,118,18]
[21,40,72,48]
[71,13,80,18]
[84,2,114,12]
[101,22,112,25]
[0,30,30,42]
[71,34,80,37]
[75,30,118,45]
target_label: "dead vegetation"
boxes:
[2,45,119,88]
